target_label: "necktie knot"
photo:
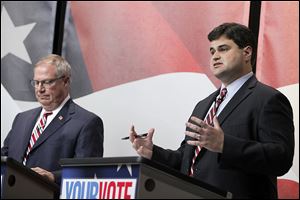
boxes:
[216,88,227,105]
[43,112,53,119]
[220,88,227,98]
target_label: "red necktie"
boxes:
[23,112,53,165]
[189,88,227,176]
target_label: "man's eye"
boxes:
[44,80,52,84]
[219,47,228,52]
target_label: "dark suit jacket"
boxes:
[152,76,294,198]
[1,99,104,184]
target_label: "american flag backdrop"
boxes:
[1,1,298,197]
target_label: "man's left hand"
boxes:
[185,116,224,153]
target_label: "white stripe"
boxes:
[33,129,39,138]
[29,139,34,147]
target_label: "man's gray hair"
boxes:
[35,54,71,78]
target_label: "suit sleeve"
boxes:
[1,113,21,157]
[1,133,10,156]
[74,115,104,157]
[219,92,294,176]
[152,145,182,170]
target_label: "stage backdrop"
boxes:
[1,1,298,194]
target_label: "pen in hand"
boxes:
[121,133,148,140]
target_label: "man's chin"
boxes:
[38,99,51,106]
[214,72,224,79]
[40,104,54,111]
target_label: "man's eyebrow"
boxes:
[210,44,229,50]
[217,44,229,48]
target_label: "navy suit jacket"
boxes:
[1,99,103,183]
[152,76,294,198]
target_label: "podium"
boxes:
[1,156,60,199]
[60,156,232,199]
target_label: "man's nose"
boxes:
[36,83,46,91]
[212,52,221,61]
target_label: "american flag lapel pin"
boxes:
[59,115,63,121]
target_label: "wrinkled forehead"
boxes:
[34,62,57,78]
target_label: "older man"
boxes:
[1,54,104,184]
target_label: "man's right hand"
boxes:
[31,167,55,182]
[129,125,155,160]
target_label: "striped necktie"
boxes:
[23,111,53,165]
[189,88,227,176]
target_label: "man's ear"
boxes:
[64,76,70,86]
[243,46,252,63]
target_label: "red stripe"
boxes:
[40,118,44,126]
[256,2,298,88]
[36,127,41,136]
[32,134,36,143]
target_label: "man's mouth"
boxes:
[213,62,223,67]
[38,95,49,99]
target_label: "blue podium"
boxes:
[60,156,232,199]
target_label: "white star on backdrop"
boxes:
[117,164,133,176]
[1,6,36,64]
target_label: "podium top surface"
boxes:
[60,156,231,198]
[60,156,149,167]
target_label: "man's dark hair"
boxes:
[208,22,257,66]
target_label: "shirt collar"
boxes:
[220,72,254,95]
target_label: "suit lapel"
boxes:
[218,76,257,125]
[31,99,74,151]
[199,91,220,119]
[21,108,42,157]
